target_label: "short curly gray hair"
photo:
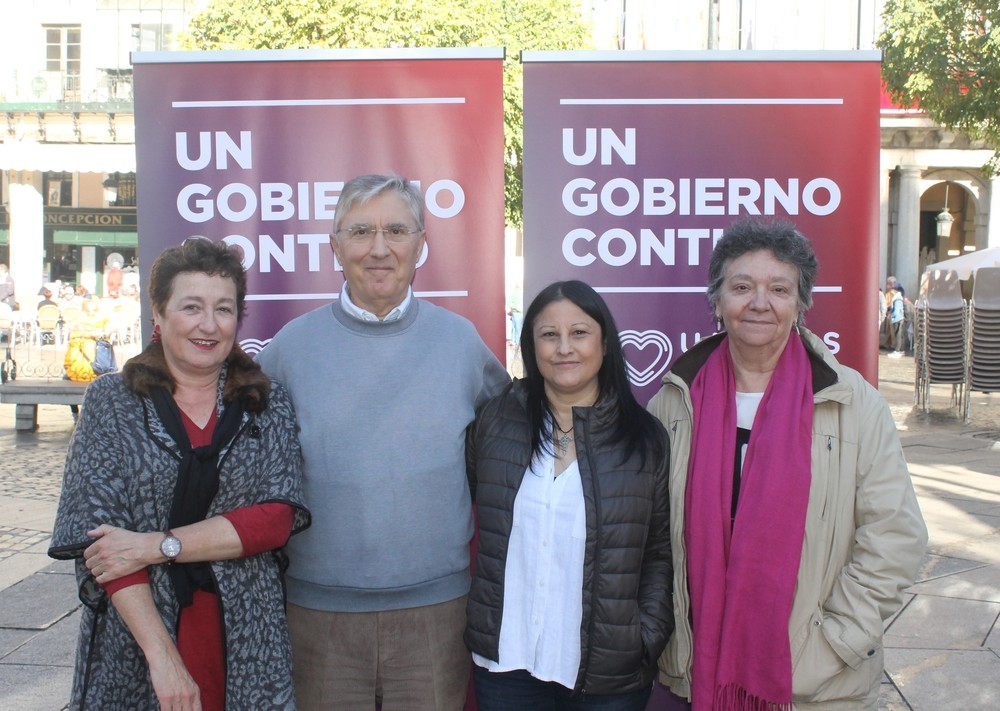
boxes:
[706,218,818,320]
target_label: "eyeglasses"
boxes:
[334,224,423,244]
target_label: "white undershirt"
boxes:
[735,391,764,476]
[338,282,412,322]
[735,391,764,430]
[472,449,586,688]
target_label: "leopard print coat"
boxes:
[50,346,310,710]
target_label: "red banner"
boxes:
[133,49,506,358]
[522,51,881,401]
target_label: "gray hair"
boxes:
[706,218,818,319]
[333,175,425,234]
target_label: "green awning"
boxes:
[0,229,7,246]
[54,230,137,247]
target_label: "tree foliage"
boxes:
[180,0,593,226]
[879,0,1000,172]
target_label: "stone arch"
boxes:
[917,170,985,274]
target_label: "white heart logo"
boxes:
[239,337,271,357]
[619,330,673,387]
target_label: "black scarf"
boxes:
[150,386,245,608]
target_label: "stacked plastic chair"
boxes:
[915,269,967,413]
[966,267,1000,420]
[912,297,926,405]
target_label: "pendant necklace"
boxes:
[555,420,574,456]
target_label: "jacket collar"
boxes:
[122,341,271,413]
[510,377,620,428]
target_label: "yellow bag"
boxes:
[65,337,98,382]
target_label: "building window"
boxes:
[44,173,73,207]
[105,173,136,207]
[132,23,175,52]
[45,26,82,101]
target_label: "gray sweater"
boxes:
[257,298,510,612]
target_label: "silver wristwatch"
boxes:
[159,531,182,562]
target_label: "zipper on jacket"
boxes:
[577,419,602,695]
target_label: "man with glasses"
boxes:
[257,174,509,710]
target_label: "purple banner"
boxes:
[133,49,506,358]
[522,51,881,403]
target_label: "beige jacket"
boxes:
[647,329,927,710]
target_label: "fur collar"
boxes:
[122,342,270,414]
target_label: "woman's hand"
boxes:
[85,514,255,583]
[84,524,159,583]
[108,583,204,709]
[147,650,202,711]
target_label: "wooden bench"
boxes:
[0,380,89,431]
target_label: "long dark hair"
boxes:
[519,280,665,467]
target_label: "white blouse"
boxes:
[472,449,587,688]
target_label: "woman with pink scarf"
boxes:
[647,219,926,711]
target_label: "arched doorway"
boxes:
[919,179,979,275]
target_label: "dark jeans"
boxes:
[647,682,691,710]
[473,666,652,711]
[893,319,908,353]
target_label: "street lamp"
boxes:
[102,174,118,206]
[936,182,954,239]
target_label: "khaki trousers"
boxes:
[289,596,469,711]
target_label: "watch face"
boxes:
[160,535,182,559]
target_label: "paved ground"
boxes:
[0,352,998,709]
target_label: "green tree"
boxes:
[180,0,593,227]
[879,0,1000,172]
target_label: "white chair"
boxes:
[59,305,82,343]
[109,299,141,345]
[33,304,63,347]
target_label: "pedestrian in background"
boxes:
[885,276,908,357]
[0,264,14,308]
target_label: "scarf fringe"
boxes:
[715,682,793,711]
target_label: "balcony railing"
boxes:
[0,68,134,111]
